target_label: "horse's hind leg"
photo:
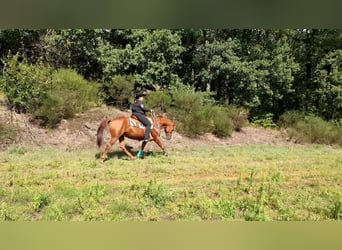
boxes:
[119,136,134,160]
[100,137,118,163]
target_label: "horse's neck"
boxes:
[158,118,167,126]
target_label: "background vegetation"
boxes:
[0,29,341,138]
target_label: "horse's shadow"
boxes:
[95,145,134,160]
[95,145,164,160]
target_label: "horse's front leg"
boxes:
[137,141,147,158]
[153,136,168,156]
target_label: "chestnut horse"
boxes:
[96,115,175,162]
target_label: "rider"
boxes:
[132,92,153,142]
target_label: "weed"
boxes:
[32,193,50,212]
[247,169,257,193]
[0,202,13,221]
[142,180,174,208]
[327,198,342,220]
[215,200,237,219]
[238,197,267,221]
[44,205,66,221]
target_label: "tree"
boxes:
[97,29,184,90]
[313,50,342,119]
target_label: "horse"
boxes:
[96,114,176,162]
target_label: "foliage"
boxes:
[280,111,342,145]
[0,55,100,128]
[313,49,342,120]
[97,29,184,89]
[252,113,277,128]
[32,193,50,212]
[141,180,174,208]
[278,110,306,128]
[0,54,53,113]
[327,198,342,220]
[1,29,342,122]
[101,75,134,108]
[35,69,99,127]
[168,87,248,136]
[145,90,172,112]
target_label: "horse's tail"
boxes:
[97,119,111,147]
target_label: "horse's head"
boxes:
[157,117,176,140]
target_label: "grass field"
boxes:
[0,144,341,221]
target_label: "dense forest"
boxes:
[0,29,341,125]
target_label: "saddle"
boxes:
[129,115,154,129]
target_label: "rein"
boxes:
[151,111,160,132]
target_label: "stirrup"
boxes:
[143,137,153,142]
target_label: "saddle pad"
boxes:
[129,117,153,129]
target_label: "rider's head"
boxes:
[135,92,146,100]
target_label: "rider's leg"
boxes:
[135,114,152,141]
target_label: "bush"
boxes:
[279,111,342,145]
[1,56,100,128]
[145,90,172,112]
[252,113,277,128]
[168,101,248,137]
[0,54,53,113]
[170,86,214,111]
[165,87,249,137]
[211,106,234,137]
[101,75,134,109]
[35,69,100,127]
[225,106,249,132]
[278,111,305,128]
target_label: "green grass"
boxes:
[0,144,341,221]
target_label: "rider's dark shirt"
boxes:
[132,100,151,115]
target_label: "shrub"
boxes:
[170,86,214,111]
[1,56,100,128]
[211,106,234,137]
[278,111,305,128]
[101,75,134,109]
[252,113,277,128]
[35,69,99,127]
[145,90,172,112]
[0,54,53,113]
[225,106,249,132]
[280,111,342,146]
[167,87,248,137]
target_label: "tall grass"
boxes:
[0,144,341,221]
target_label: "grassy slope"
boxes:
[1,144,341,221]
